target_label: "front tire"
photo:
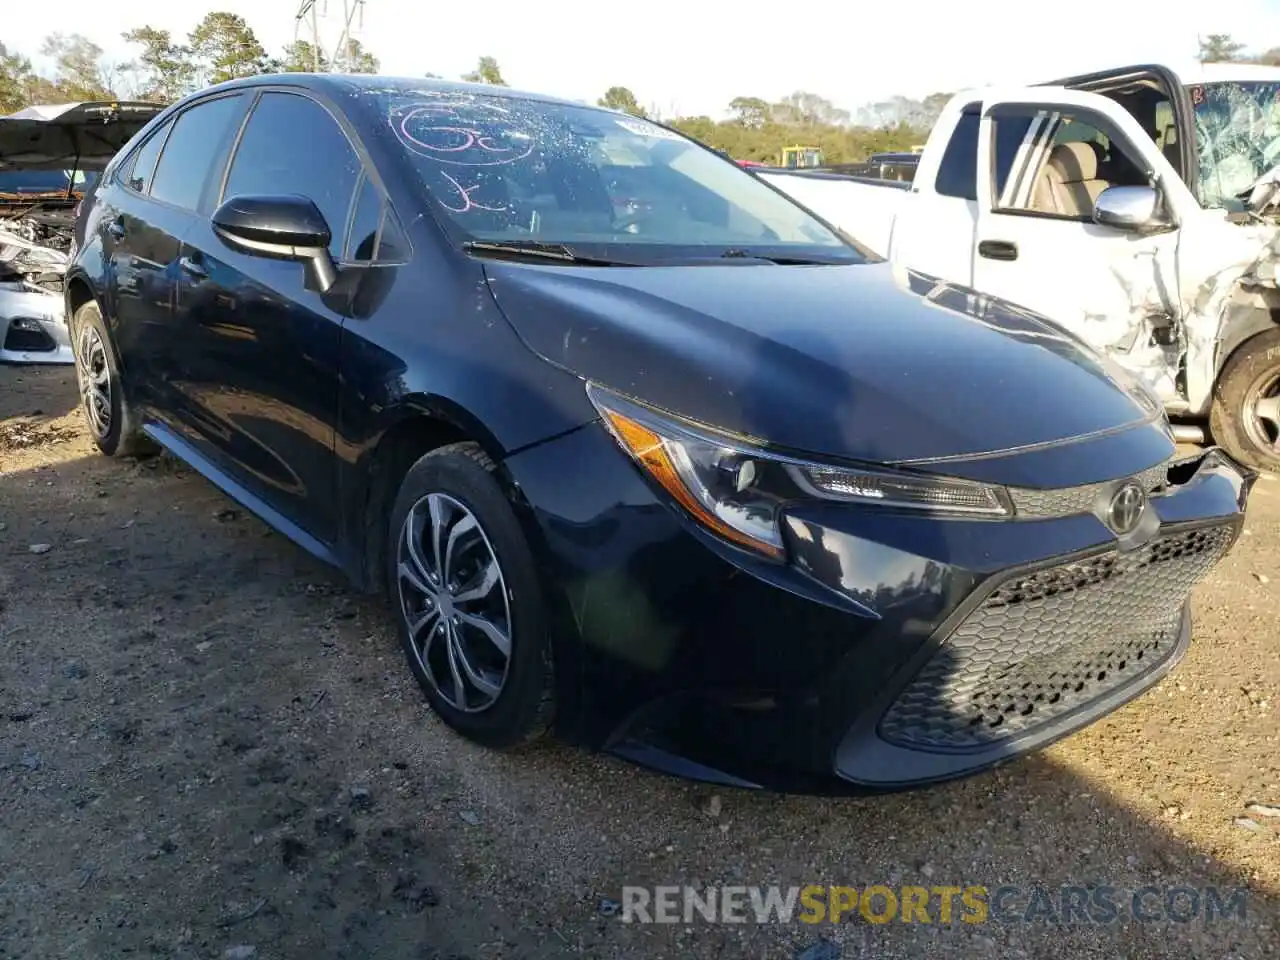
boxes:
[1210,328,1280,473]
[72,301,157,458]
[387,442,554,748]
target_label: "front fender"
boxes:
[332,264,599,587]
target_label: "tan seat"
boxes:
[1162,127,1181,176]
[1030,141,1112,217]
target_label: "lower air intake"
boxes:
[879,524,1237,751]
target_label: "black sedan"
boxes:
[66,75,1253,792]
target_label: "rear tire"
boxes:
[1209,328,1280,473]
[71,301,157,459]
[386,442,554,748]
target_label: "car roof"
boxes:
[205,72,604,113]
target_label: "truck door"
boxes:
[887,103,980,289]
[970,90,1185,397]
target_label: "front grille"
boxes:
[1007,462,1169,518]
[878,524,1236,751]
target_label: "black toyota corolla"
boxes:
[66,74,1253,792]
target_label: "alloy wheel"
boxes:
[396,492,512,712]
[76,325,111,440]
[1244,369,1280,458]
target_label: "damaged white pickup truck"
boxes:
[1,101,160,364]
[761,62,1280,471]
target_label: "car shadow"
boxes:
[0,363,82,457]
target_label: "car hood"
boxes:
[1,101,163,171]
[482,259,1160,466]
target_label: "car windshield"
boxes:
[374,89,859,263]
[1192,80,1280,210]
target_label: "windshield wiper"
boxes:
[463,240,636,266]
[463,239,851,267]
[717,248,851,265]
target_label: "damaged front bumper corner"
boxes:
[0,283,72,364]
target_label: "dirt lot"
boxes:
[1,364,1277,960]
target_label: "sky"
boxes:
[10,0,1280,118]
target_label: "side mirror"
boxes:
[1092,185,1167,233]
[212,194,338,292]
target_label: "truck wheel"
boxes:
[1209,328,1280,473]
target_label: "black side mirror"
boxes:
[212,194,338,292]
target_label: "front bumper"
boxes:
[0,283,72,364]
[503,424,1253,793]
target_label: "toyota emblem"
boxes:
[1107,481,1147,535]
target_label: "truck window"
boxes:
[935,107,979,201]
[990,108,1145,220]
[993,115,1034,199]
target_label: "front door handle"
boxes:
[978,240,1018,261]
[179,256,208,279]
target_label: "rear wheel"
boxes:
[1210,328,1280,473]
[387,442,554,748]
[72,301,157,458]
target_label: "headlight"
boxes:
[587,384,1012,560]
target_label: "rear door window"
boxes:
[149,94,247,211]
[222,92,363,258]
[122,119,173,194]
[935,107,980,200]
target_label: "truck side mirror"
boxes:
[1092,185,1169,233]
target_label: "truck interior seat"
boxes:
[1161,127,1182,176]
[1031,141,1112,217]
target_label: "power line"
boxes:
[294,0,366,72]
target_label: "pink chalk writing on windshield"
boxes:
[391,99,531,216]
[437,171,506,214]
[394,102,534,167]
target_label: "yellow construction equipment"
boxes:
[779,145,824,169]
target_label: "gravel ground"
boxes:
[1,364,1277,960]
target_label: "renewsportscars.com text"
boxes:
[620,884,1249,926]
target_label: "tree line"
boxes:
[5,24,1280,165]
[1197,33,1280,64]
[0,14,380,110]
[599,87,940,162]
[1,21,937,164]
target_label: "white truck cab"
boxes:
[761,63,1280,473]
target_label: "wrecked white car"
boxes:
[760,62,1280,472]
[1,101,161,364]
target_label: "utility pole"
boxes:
[295,0,367,72]
[331,0,366,73]
[295,0,321,71]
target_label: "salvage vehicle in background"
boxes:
[0,101,160,363]
[779,144,824,169]
[819,152,921,183]
[760,63,1280,473]
[66,75,1250,792]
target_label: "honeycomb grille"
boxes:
[878,524,1237,751]
[1007,462,1170,519]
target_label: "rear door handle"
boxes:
[978,240,1018,261]
[179,256,208,279]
